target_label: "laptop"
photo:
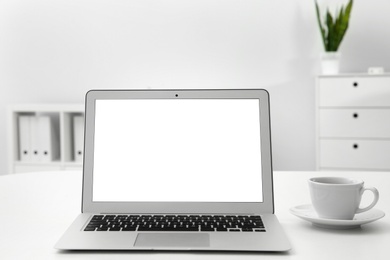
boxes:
[55,89,291,251]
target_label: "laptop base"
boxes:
[55,213,291,252]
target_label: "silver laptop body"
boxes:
[55,89,291,252]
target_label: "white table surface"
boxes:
[0,170,389,259]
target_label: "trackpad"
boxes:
[134,233,210,248]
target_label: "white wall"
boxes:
[1,0,390,175]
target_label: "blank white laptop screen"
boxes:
[92,99,263,202]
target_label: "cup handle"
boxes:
[356,186,379,214]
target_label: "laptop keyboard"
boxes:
[84,214,265,232]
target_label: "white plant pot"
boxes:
[321,52,341,75]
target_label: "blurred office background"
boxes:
[1,0,390,175]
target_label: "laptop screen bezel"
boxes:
[81,89,274,214]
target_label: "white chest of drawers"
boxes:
[316,74,390,171]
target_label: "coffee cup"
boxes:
[308,177,379,220]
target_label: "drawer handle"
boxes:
[353,82,358,87]
[353,144,359,149]
[353,113,359,118]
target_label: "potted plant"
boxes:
[315,0,353,74]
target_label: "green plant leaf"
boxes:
[315,1,327,51]
[332,6,344,51]
[334,0,353,51]
[325,9,335,51]
[315,0,353,52]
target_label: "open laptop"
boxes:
[55,89,291,251]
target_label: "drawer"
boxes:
[319,139,390,170]
[319,109,390,138]
[318,77,390,107]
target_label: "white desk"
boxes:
[1,171,389,259]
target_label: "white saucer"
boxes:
[290,204,385,229]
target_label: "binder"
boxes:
[73,115,84,162]
[18,116,32,161]
[30,116,41,161]
[17,113,61,163]
[21,115,60,162]
[37,115,60,162]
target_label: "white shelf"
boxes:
[316,74,390,171]
[7,104,84,174]
[318,73,390,78]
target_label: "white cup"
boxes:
[308,177,379,220]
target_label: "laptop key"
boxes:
[122,226,137,231]
[216,228,228,231]
[175,227,199,232]
[109,227,121,231]
[84,227,96,231]
[96,227,109,231]
[200,227,214,232]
